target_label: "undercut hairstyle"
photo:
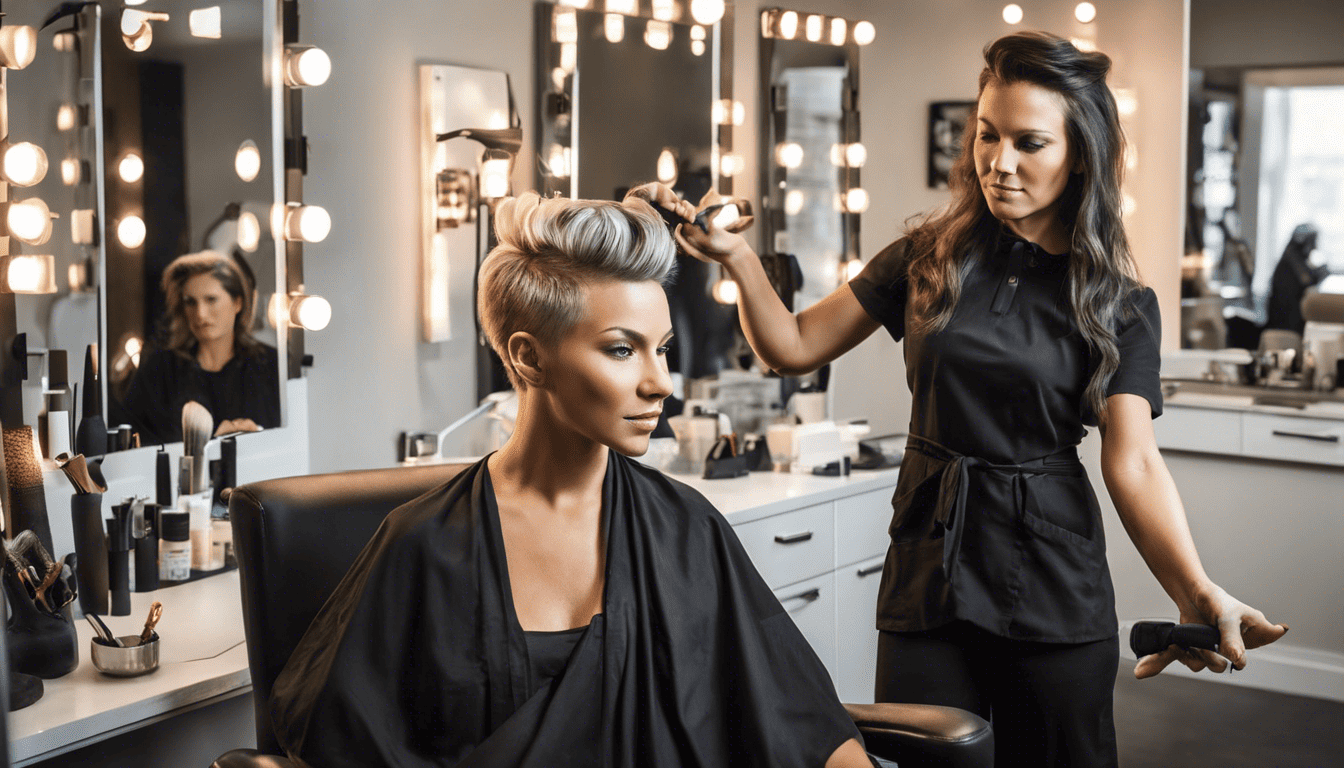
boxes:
[162,250,260,359]
[478,192,678,388]
[905,30,1142,420]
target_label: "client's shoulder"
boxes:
[615,453,728,530]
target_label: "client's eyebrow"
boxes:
[604,327,675,344]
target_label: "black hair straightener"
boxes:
[648,200,749,234]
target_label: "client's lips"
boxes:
[625,411,662,421]
[991,183,1023,192]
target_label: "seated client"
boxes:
[269,192,873,767]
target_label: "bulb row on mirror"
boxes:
[761,10,875,47]
[556,0,726,26]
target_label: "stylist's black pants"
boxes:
[876,621,1119,768]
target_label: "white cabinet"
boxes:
[835,554,886,703]
[775,572,839,679]
[735,502,836,589]
[1156,400,1344,467]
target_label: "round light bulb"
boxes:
[689,0,725,26]
[118,215,147,249]
[56,103,77,132]
[235,140,261,182]
[286,46,331,87]
[778,11,799,40]
[656,148,678,185]
[784,189,805,216]
[124,336,143,358]
[846,143,867,168]
[691,25,707,41]
[6,255,54,293]
[8,199,53,244]
[604,13,625,44]
[0,25,39,70]
[691,40,705,56]
[61,157,80,186]
[805,15,823,42]
[606,0,636,14]
[712,277,738,305]
[53,31,77,53]
[844,188,870,213]
[776,142,804,170]
[651,0,675,22]
[1075,2,1097,23]
[3,142,48,187]
[291,295,332,331]
[237,211,261,252]
[844,258,864,282]
[830,18,847,47]
[1002,4,1024,25]
[718,152,744,178]
[644,20,671,50]
[119,153,144,183]
[286,205,331,243]
[852,20,875,45]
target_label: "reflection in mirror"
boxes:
[758,8,865,311]
[533,0,738,383]
[97,1,282,444]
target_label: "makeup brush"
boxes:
[74,344,107,459]
[3,426,55,555]
[55,452,107,495]
[181,401,213,495]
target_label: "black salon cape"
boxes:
[119,345,281,444]
[270,452,860,767]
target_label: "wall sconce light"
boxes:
[281,203,332,243]
[288,294,332,332]
[122,9,170,52]
[644,20,671,50]
[436,127,523,203]
[690,0,725,26]
[235,140,261,182]
[118,152,144,183]
[435,168,477,229]
[117,215,146,249]
[0,25,38,69]
[480,153,512,200]
[0,255,57,294]
[189,7,223,39]
[284,45,331,87]
[3,142,49,187]
[7,198,55,245]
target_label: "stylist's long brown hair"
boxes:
[905,31,1143,420]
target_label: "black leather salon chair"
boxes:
[211,464,992,768]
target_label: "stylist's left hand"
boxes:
[1134,583,1288,679]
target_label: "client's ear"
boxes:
[507,332,547,388]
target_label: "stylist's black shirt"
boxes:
[121,344,281,445]
[849,234,1162,642]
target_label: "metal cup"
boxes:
[90,635,160,677]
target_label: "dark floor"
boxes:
[1113,671,1344,767]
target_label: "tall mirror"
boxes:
[533,0,739,385]
[97,0,283,444]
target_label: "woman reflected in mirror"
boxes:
[118,251,280,444]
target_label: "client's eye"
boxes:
[656,343,672,356]
[605,344,635,360]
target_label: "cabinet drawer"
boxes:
[835,487,895,567]
[1155,405,1241,455]
[835,554,885,704]
[733,502,834,590]
[774,571,837,683]
[1242,414,1344,467]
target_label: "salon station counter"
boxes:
[8,462,902,766]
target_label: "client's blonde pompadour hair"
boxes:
[478,192,677,388]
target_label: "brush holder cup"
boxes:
[71,492,109,616]
[3,572,79,679]
[90,634,160,677]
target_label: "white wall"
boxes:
[1191,0,1344,70]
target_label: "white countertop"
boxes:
[672,467,901,525]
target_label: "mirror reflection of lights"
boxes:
[691,40,705,56]
[3,143,48,187]
[1113,88,1138,117]
[56,103,77,131]
[557,0,592,7]
[0,25,39,69]
[3,255,57,294]
[1075,2,1097,23]
[712,277,738,305]
[290,295,332,332]
[61,158,81,186]
[691,25,707,41]
[554,9,578,44]
[842,258,865,282]
[651,0,675,22]
[853,21,876,45]
[53,31,77,53]
[481,157,512,199]
[547,144,572,178]
[189,7,223,39]
[71,209,96,245]
[1070,36,1096,52]
[1002,4,1024,25]
[8,199,55,245]
[606,0,636,14]
[712,99,744,126]
[1122,194,1137,217]
[644,20,671,51]
[805,15,823,42]
[604,13,625,44]
[778,11,798,40]
[719,152,744,177]
[690,0,725,26]
[776,142,804,170]
[125,0,147,5]
[785,189,806,216]
[118,215,147,249]
[560,43,577,73]
[119,153,145,183]
[830,18,847,46]
[846,143,867,167]
[285,205,332,243]
[237,211,261,252]
[284,45,331,87]
[235,140,262,182]
[125,336,144,363]
[122,10,169,53]
[551,66,568,91]
[844,188,870,214]
[656,148,679,185]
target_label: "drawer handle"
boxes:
[856,564,884,578]
[781,588,821,603]
[1271,430,1340,444]
[774,531,814,545]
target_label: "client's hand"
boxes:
[1134,583,1288,679]
[215,418,262,437]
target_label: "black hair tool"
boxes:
[1129,621,1221,658]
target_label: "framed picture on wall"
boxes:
[928,100,976,188]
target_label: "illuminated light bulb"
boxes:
[1070,36,1097,52]
[761,11,773,38]
[656,148,678,185]
[71,209,96,245]
[481,157,512,199]
[119,153,145,183]
[1002,4,1024,25]
[719,152,744,177]
[651,0,675,22]
[0,25,38,69]
[843,258,864,282]
[53,31,77,52]
[284,45,331,87]
[547,144,572,178]
[237,211,261,252]
[189,7,222,39]
[853,20,875,45]
[8,199,54,245]
[118,215,147,249]
[1113,87,1138,117]
[775,141,804,170]
[487,111,509,130]
[805,15,823,42]
[125,336,143,358]
[3,142,48,187]
[2,255,57,294]
[712,99,744,126]
[830,18,847,46]
[61,157,80,186]
[604,13,625,44]
[290,294,332,331]
[1125,145,1138,171]
[235,139,261,182]
[691,40,705,56]
[557,0,592,7]
[784,189,805,216]
[606,0,637,13]
[690,0,725,26]
[1075,2,1097,23]
[554,8,578,44]
[846,142,867,168]
[125,0,147,5]
[121,10,168,52]
[778,10,799,39]
[57,103,77,131]
[691,25,707,41]
[284,204,332,242]
[1122,194,1137,217]
[560,43,577,73]
[712,277,738,305]
[844,188,870,213]
[551,66,568,91]
[645,20,671,51]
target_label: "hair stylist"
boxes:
[674,31,1286,767]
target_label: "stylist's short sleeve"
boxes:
[1106,286,1163,419]
[849,238,910,342]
